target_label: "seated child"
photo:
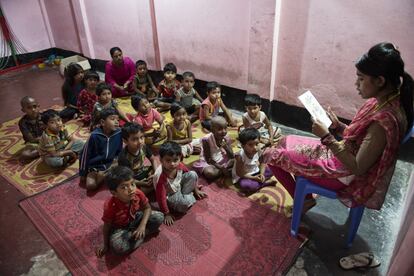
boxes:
[175,71,203,122]
[92,83,129,128]
[77,71,99,126]
[193,116,234,182]
[18,96,45,160]
[59,63,84,121]
[153,141,206,226]
[199,81,237,131]
[132,60,159,102]
[131,95,166,145]
[166,103,201,157]
[39,109,84,168]
[79,109,123,190]
[96,165,164,257]
[119,122,157,195]
[232,128,275,192]
[242,94,281,146]
[154,63,181,112]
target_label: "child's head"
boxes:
[99,109,119,133]
[238,128,260,157]
[244,94,262,118]
[96,83,112,105]
[159,141,182,173]
[64,63,84,84]
[170,103,187,123]
[163,63,177,82]
[182,71,195,91]
[110,47,123,65]
[131,95,150,114]
[84,71,99,90]
[106,165,136,203]
[211,116,228,141]
[135,60,148,76]
[206,81,221,102]
[20,96,40,119]
[41,109,62,134]
[121,122,145,152]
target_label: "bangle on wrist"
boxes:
[320,133,336,146]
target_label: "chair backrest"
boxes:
[402,125,414,144]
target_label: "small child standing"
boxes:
[154,63,181,111]
[92,83,129,128]
[79,109,123,190]
[39,109,84,168]
[131,95,166,145]
[193,116,234,182]
[232,128,275,192]
[96,166,164,257]
[153,141,206,226]
[118,122,157,195]
[166,103,200,157]
[77,71,99,126]
[175,71,203,122]
[242,94,281,146]
[18,96,45,160]
[199,81,237,131]
[132,60,159,102]
[60,63,84,121]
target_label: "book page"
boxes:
[298,90,332,128]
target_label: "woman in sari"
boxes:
[264,42,413,211]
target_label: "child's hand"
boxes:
[132,225,146,240]
[256,174,265,183]
[66,151,77,164]
[145,175,154,186]
[95,246,108,258]
[164,214,174,226]
[194,186,207,199]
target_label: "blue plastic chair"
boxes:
[290,125,414,248]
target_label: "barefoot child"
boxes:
[39,109,84,168]
[242,94,281,146]
[193,116,234,182]
[166,103,201,157]
[199,81,237,131]
[131,95,166,145]
[232,128,275,192]
[77,71,99,126]
[96,166,164,257]
[79,109,123,190]
[154,63,181,111]
[153,141,206,226]
[175,71,203,122]
[119,122,157,195]
[18,96,45,160]
[60,63,84,121]
[92,83,129,128]
[132,60,159,102]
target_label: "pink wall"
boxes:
[0,0,52,52]
[275,0,414,119]
[3,0,414,119]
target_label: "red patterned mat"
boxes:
[20,177,307,275]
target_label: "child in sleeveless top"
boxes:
[242,94,281,146]
[199,81,237,131]
[132,60,159,102]
[232,128,275,193]
[193,116,234,182]
[175,71,203,122]
[166,103,201,157]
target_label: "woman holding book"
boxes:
[264,42,413,211]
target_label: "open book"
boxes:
[298,90,332,128]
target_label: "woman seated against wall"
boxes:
[105,47,136,98]
[264,42,413,211]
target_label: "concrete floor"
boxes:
[0,67,412,276]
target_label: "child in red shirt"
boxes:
[154,63,181,112]
[96,166,164,257]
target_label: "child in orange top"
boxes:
[166,103,201,157]
[199,81,237,131]
[131,95,166,145]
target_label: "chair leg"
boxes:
[290,180,307,236]
[346,206,365,248]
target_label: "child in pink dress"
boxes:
[193,116,234,182]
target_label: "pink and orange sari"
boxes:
[264,98,406,209]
